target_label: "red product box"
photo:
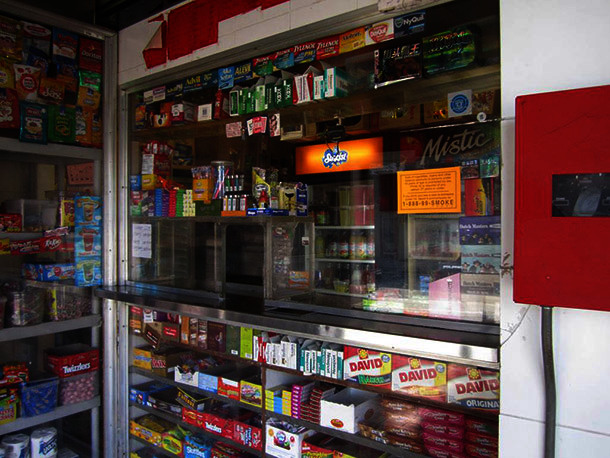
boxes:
[422,432,464,453]
[391,355,447,402]
[447,365,500,413]
[426,445,468,458]
[422,421,465,440]
[202,413,234,439]
[233,421,262,450]
[0,214,22,232]
[465,418,498,436]
[465,431,498,449]
[343,346,392,388]
[418,407,465,426]
[182,407,198,426]
[465,443,498,458]
[161,322,180,342]
[46,344,100,378]
[10,236,62,255]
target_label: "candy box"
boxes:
[233,419,262,450]
[176,387,209,412]
[320,388,379,434]
[198,363,237,394]
[23,263,75,282]
[129,381,172,405]
[46,344,99,378]
[58,369,98,405]
[343,346,391,388]
[130,414,175,447]
[0,214,22,232]
[266,419,314,458]
[447,365,500,413]
[0,387,18,425]
[218,367,258,400]
[20,375,59,416]
[201,412,234,438]
[74,196,102,226]
[183,433,213,458]
[151,348,193,377]
[239,377,262,407]
[391,355,447,402]
[133,346,153,371]
[174,364,201,388]
[147,388,183,417]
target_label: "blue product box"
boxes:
[75,226,102,257]
[218,66,235,90]
[129,381,172,405]
[23,263,75,281]
[74,196,102,226]
[130,175,142,191]
[198,372,218,394]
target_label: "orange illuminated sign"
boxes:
[295,137,383,174]
[397,167,461,214]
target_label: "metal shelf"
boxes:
[0,315,101,343]
[314,288,368,298]
[268,411,428,458]
[315,258,375,264]
[129,407,263,456]
[0,396,101,436]
[0,137,102,161]
[315,225,374,230]
[130,366,262,413]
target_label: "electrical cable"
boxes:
[541,306,556,458]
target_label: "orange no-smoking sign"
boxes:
[397,167,462,214]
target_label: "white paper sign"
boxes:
[132,223,152,259]
[448,89,473,117]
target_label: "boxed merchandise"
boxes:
[324,67,350,99]
[447,365,500,413]
[239,327,253,359]
[130,414,175,447]
[465,443,498,458]
[290,381,315,419]
[147,388,183,417]
[46,344,99,378]
[176,387,209,412]
[466,417,498,436]
[3,199,57,231]
[343,346,392,388]
[151,348,193,377]
[240,377,262,407]
[74,196,102,225]
[133,346,153,370]
[0,387,18,425]
[129,381,172,405]
[218,367,258,401]
[265,418,314,458]
[198,363,237,394]
[374,42,422,88]
[391,356,447,402]
[184,433,213,458]
[423,28,476,75]
[233,416,263,450]
[320,388,379,433]
[0,214,22,232]
[58,369,98,405]
[207,322,226,352]
[22,263,75,282]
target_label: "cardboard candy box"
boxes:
[447,364,500,413]
[343,346,392,388]
[391,355,447,403]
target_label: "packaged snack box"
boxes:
[447,364,500,413]
[343,346,391,388]
[391,355,447,402]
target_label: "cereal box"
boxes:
[447,364,499,413]
[391,355,447,402]
[343,347,391,388]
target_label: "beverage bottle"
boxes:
[366,232,375,259]
[338,231,349,259]
[315,234,325,257]
[327,234,337,258]
[349,232,357,260]
[350,266,364,294]
[356,232,367,259]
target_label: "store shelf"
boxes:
[129,407,263,456]
[130,366,262,413]
[99,285,500,368]
[129,215,313,224]
[129,435,178,458]
[24,280,93,294]
[315,257,375,264]
[0,137,102,161]
[268,411,427,458]
[408,255,461,261]
[315,225,375,230]
[0,315,102,343]
[314,288,368,298]
[0,396,101,436]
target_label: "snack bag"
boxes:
[56,62,78,105]
[19,101,47,143]
[14,64,41,100]
[77,70,101,109]
[0,88,19,129]
[90,110,102,147]
[38,76,65,104]
[21,21,52,65]
[47,104,76,143]
[75,106,91,145]
[0,16,22,61]
[0,58,14,88]
[52,28,78,64]
[79,37,103,73]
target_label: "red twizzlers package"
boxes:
[0,89,19,129]
[447,365,499,413]
[391,355,447,402]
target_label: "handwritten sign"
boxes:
[132,223,152,259]
[397,167,461,214]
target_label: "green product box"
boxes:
[226,325,241,357]
[253,84,266,112]
[281,78,293,107]
[324,67,351,99]
[240,327,254,359]
[238,88,249,115]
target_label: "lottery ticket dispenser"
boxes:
[514,85,610,311]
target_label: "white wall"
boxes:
[500,0,610,456]
[118,0,378,86]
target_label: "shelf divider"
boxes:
[0,315,102,343]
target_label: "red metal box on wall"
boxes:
[514,85,610,311]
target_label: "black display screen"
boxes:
[552,173,610,217]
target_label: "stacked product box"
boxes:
[391,356,447,403]
[320,388,379,434]
[299,384,336,424]
[265,418,314,458]
[45,344,99,405]
[343,347,392,388]
[73,196,102,286]
[290,381,315,420]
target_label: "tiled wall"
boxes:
[118,0,377,85]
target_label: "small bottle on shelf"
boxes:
[366,232,375,259]
[338,231,349,259]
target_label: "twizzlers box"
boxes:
[343,347,391,388]
[447,364,500,413]
[391,356,447,402]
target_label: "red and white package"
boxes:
[13,64,40,101]
[46,344,100,378]
[422,432,464,453]
[365,20,395,45]
[447,365,500,413]
[426,445,468,458]
[465,417,498,436]
[465,442,499,458]
[418,406,465,426]
[466,431,498,449]
[391,355,447,402]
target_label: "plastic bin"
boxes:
[20,376,59,417]
[47,287,92,321]
[59,370,99,405]
[2,199,58,232]
[7,288,45,326]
